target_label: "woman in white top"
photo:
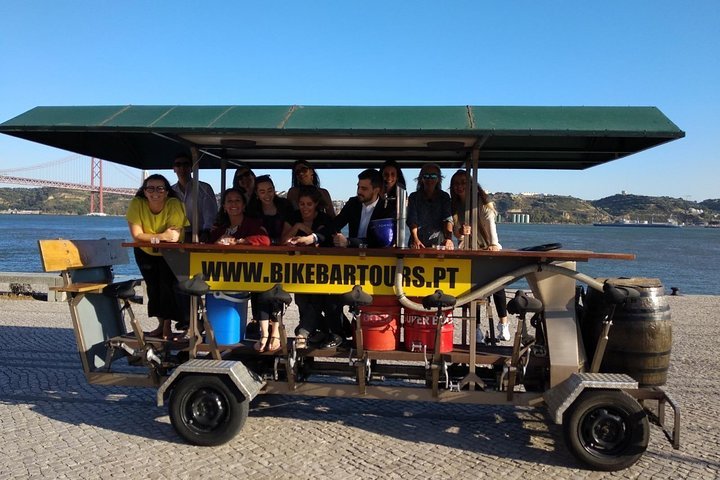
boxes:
[449,169,510,342]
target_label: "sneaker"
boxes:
[475,327,485,345]
[497,323,511,341]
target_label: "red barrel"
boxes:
[403,302,454,353]
[358,296,401,351]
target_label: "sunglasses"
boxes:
[421,173,439,180]
[144,186,167,193]
[295,166,310,174]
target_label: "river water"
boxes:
[1,214,718,294]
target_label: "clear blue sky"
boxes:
[1,1,718,201]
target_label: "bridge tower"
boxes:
[89,158,103,214]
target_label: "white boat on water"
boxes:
[86,212,107,217]
[593,218,682,228]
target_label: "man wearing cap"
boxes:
[333,168,394,248]
[171,154,218,243]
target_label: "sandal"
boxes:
[294,335,307,349]
[254,336,269,352]
[266,336,281,353]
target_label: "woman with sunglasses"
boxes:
[232,163,256,204]
[126,174,189,340]
[449,169,510,342]
[286,160,336,218]
[406,163,454,250]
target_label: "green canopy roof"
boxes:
[0,105,684,170]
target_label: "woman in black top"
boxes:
[247,175,293,245]
[281,186,343,348]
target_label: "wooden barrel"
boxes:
[583,278,672,387]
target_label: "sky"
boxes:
[0,1,718,202]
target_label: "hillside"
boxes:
[0,187,718,225]
[0,187,132,216]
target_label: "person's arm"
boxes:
[482,205,502,251]
[280,221,300,244]
[408,224,424,249]
[287,233,316,246]
[128,223,181,243]
[440,193,455,250]
[331,200,352,247]
[406,193,422,248]
[441,220,455,250]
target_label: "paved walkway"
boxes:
[0,295,718,479]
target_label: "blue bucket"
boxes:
[205,292,250,345]
[368,218,395,248]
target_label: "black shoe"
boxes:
[307,330,327,346]
[321,333,343,349]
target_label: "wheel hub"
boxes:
[185,387,227,431]
[582,407,628,452]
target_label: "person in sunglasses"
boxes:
[406,163,454,249]
[171,154,218,243]
[286,160,336,218]
[232,163,256,204]
[126,174,189,340]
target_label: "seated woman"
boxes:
[246,175,293,351]
[286,160,336,218]
[247,175,293,245]
[207,189,275,351]
[208,188,271,246]
[281,186,343,349]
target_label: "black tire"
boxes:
[169,375,248,446]
[563,390,649,471]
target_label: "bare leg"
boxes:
[267,322,281,352]
[254,320,270,351]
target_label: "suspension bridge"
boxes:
[0,155,143,214]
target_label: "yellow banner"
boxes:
[189,252,471,296]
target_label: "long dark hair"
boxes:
[214,187,246,226]
[296,185,325,212]
[449,169,491,214]
[291,159,321,188]
[135,174,177,199]
[380,160,407,193]
[247,175,286,215]
[232,164,256,190]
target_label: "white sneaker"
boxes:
[497,323,511,341]
[475,327,485,345]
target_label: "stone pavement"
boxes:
[0,295,718,479]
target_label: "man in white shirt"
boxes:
[171,154,218,242]
[333,169,393,247]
